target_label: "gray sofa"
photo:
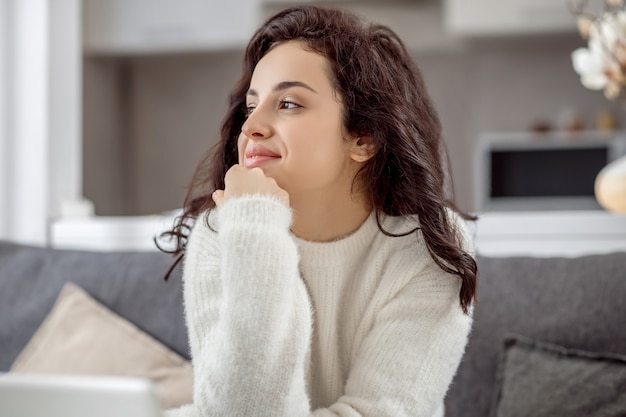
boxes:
[0,241,187,370]
[1,240,625,416]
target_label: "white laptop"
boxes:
[0,373,164,417]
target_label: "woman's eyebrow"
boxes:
[246,81,318,97]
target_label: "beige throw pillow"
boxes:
[10,282,193,409]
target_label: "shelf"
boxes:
[480,131,626,151]
[473,210,626,257]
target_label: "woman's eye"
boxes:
[245,105,256,116]
[280,100,300,110]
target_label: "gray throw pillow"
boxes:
[493,334,626,417]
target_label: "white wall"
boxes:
[0,0,50,245]
[0,0,10,238]
[49,0,83,222]
[0,0,83,245]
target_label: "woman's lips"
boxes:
[244,145,281,168]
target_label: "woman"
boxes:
[162,5,477,417]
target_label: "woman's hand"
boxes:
[212,165,289,207]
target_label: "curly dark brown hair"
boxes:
[159,5,477,313]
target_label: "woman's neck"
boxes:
[289,190,372,242]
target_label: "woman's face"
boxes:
[238,41,360,199]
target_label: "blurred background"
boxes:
[2,0,625,246]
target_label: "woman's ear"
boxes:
[349,136,376,163]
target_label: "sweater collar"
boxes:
[292,211,380,262]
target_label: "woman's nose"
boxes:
[241,107,273,139]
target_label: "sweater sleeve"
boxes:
[165,195,313,417]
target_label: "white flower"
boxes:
[571,7,626,99]
[572,40,609,90]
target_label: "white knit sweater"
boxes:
[165,195,473,417]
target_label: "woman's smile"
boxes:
[244,144,282,169]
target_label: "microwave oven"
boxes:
[475,131,626,211]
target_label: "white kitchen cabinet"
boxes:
[444,0,577,36]
[84,0,468,55]
[83,0,261,54]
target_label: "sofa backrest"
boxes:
[0,241,187,371]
